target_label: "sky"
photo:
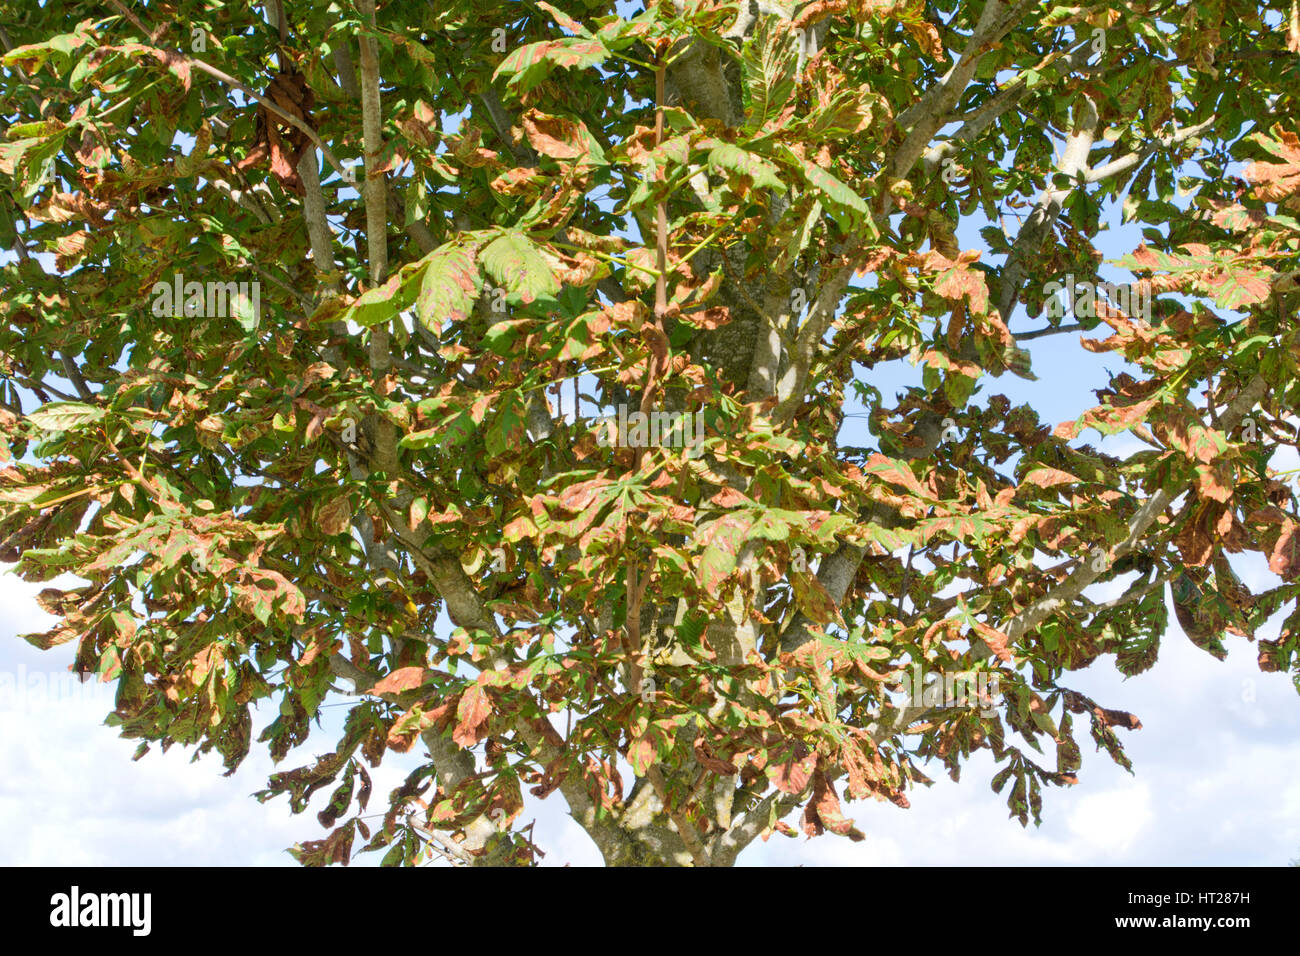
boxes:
[2,4,1298,867]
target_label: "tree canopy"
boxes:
[1,0,1298,866]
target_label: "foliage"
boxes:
[1,0,1298,865]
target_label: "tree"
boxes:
[1,0,1297,867]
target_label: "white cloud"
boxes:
[1066,784,1153,853]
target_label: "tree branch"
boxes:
[104,0,351,179]
[1002,373,1267,644]
[1083,115,1217,184]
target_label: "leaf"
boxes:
[697,513,755,592]
[1211,265,1273,310]
[452,684,492,748]
[972,620,1015,663]
[768,743,816,794]
[780,145,868,230]
[26,401,104,432]
[1243,128,1300,201]
[234,570,306,624]
[1269,520,1299,579]
[630,720,676,776]
[862,453,927,498]
[493,37,611,92]
[521,109,605,165]
[791,569,844,625]
[739,16,798,134]
[557,477,615,512]
[629,727,661,776]
[347,274,408,329]
[1058,397,1158,439]
[805,770,865,840]
[535,0,590,35]
[704,141,787,193]
[0,138,41,176]
[485,390,529,456]
[289,821,355,867]
[480,230,560,305]
[919,249,989,316]
[409,496,430,528]
[482,319,534,355]
[371,667,431,696]
[416,244,481,329]
[1023,467,1081,490]
[315,496,352,536]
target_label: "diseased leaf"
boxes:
[417,243,481,329]
[480,230,560,305]
[26,402,104,431]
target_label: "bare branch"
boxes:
[1084,115,1217,184]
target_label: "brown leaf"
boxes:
[1173,505,1215,567]
[972,620,1014,663]
[807,769,865,840]
[370,667,430,696]
[769,744,817,794]
[692,738,738,775]
[521,109,588,161]
[315,496,352,537]
[490,166,541,195]
[1022,467,1081,490]
[452,683,492,748]
[557,477,612,512]
[1269,519,1300,579]
[708,486,751,508]
[681,306,732,329]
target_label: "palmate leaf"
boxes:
[1119,243,1274,309]
[1210,264,1275,310]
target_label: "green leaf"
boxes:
[483,319,533,355]
[348,274,408,329]
[493,37,611,92]
[697,513,754,592]
[416,244,481,329]
[739,16,797,135]
[485,390,529,456]
[480,230,560,305]
[704,141,787,193]
[26,401,105,432]
[780,146,869,231]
